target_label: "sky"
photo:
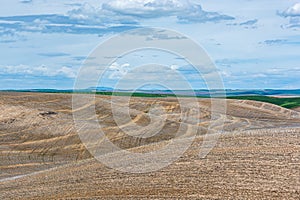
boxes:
[0,0,300,90]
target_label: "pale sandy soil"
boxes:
[0,92,299,199]
[268,95,300,98]
[293,107,300,112]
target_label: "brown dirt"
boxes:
[293,107,300,112]
[0,92,299,199]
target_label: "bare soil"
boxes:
[293,106,300,112]
[0,92,299,199]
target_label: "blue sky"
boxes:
[0,0,300,89]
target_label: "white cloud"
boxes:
[67,3,138,25]
[177,4,234,23]
[108,63,185,80]
[282,17,300,29]
[0,3,139,36]
[102,0,234,23]
[1,65,34,75]
[0,29,26,43]
[104,63,208,89]
[103,0,187,17]
[281,3,300,17]
[220,70,232,78]
[279,3,300,28]
[57,66,77,78]
[108,62,130,79]
[170,64,179,70]
[0,0,234,37]
[0,65,77,78]
[107,63,198,90]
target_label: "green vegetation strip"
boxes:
[227,96,300,109]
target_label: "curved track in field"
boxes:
[0,92,299,199]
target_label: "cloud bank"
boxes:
[0,65,77,78]
[279,3,300,28]
[0,0,234,37]
[103,0,234,23]
[280,3,300,17]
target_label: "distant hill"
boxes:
[1,89,300,98]
[87,87,114,92]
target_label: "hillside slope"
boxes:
[0,92,299,199]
